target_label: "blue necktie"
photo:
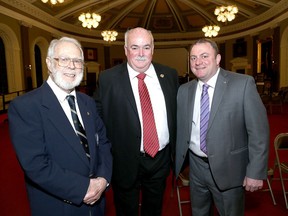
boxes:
[66,95,90,160]
[200,84,209,154]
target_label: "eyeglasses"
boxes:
[53,57,84,69]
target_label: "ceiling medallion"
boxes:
[41,0,65,5]
[101,30,118,42]
[202,25,220,37]
[214,5,238,22]
[78,13,101,29]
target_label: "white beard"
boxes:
[51,67,83,92]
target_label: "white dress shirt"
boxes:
[189,68,220,157]
[127,63,169,152]
[47,76,85,133]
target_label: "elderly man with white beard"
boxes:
[8,37,112,216]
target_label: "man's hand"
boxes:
[243,176,263,192]
[83,177,107,205]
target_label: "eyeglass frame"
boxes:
[53,57,84,69]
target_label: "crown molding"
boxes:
[1,0,288,46]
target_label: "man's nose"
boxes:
[138,48,144,56]
[68,60,76,68]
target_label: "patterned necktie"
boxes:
[200,84,210,154]
[66,95,90,160]
[137,73,160,157]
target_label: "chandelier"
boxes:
[202,25,220,37]
[102,30,118,42]
[214,5,238,22]
[78,13,101,29]
[41,0,65,4]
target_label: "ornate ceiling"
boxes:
[1,0,288,45]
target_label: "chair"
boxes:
[261,94,272,113]
[176,168,277,213]
[261,93,283,114]
[263,80,272,96]
[274,133,288,209]
[270,93,283,114]
[177,166,190,216]
[176,178,190,216]
[266,168,276,205]
[279,87,288,106]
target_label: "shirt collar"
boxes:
[47,76,76,103]
[198,67,220,89]
[127,63,156,80]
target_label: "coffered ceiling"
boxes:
[1,0,288,45]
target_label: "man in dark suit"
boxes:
[96,27,179,216]
[175,38,269,215]
[8,37,112,216]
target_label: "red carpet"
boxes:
[1,109,288,215]
[0,114,30,216]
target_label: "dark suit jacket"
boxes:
[96,62,178,188]
[8,82,112,216]
[175,68,269,190]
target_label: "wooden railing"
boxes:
[0,90,29,113]
[0,82,95,114]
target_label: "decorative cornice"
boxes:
[19,21,32,28]
[1,0,288,46]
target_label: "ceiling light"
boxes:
[41,0,65,5]
[214,5,238,22]
[78,13,101,29]
[202,25,220,37]
[101,30,118,42]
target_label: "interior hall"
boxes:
[1,0,288,215]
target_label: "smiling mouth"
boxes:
[64,73,76,77]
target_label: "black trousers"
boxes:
[113,145,171,216]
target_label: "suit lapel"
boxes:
[208,69,228,130]
[188,80,197,137]
[154,65,175,134]
[120,66,139,116]
[155,67,169,103]
[41,83,90,167]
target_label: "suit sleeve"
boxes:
[92,99,113,183]
[8,99,89,205]
[244,76,270,179]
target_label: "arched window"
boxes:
[34,45,43,87]
[0,37,8,94]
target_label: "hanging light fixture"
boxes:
[202,25,220,37]
[214,5,238,22]
[78,12,101,29]
[101,30,118,42]
[41,0,65,5]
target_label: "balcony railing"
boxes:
[0,81,95,114]
[0,90,29,113]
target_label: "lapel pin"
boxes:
[160,74,164,78]
[87,112,90,116]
